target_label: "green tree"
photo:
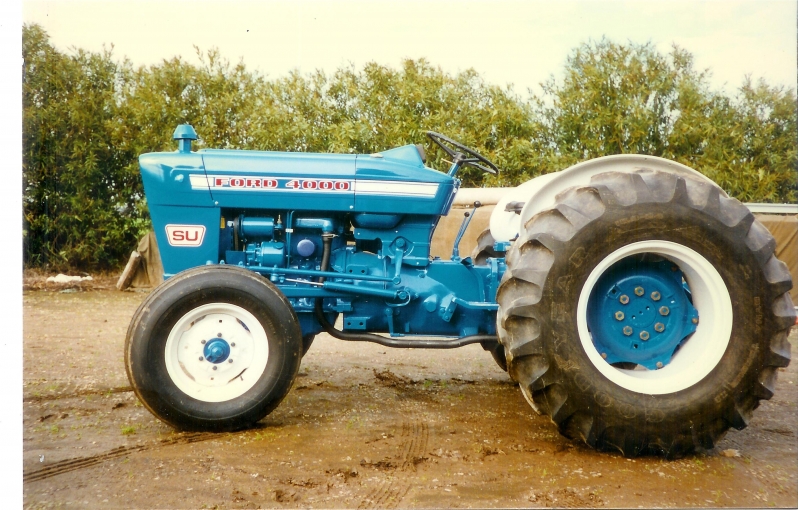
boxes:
[721,78,797,202]
[248,59,538,186]
[115,47,265,156]
[22,26,796,271]
[23,24,145,269]
[534,39,796,201]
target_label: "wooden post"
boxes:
[116,251,142,291]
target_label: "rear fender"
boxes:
[489,155,723,242]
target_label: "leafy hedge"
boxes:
[23,25,797,270]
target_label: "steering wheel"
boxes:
[426,131,499,175]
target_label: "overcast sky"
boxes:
[22,0,798,96]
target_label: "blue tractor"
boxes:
[125,125,794,457]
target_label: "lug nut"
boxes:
[656,361,664,369]
[639,331,650,341]
[623,326,633,336]
[228,359,233,363]
[601,353,607,359]
[659,306,670,316]
[651,291,661,301]
[231,342,236,347]
[615,311,625,321]
[634,286,645,296]
[217,333,223,338]
[691,317,699,325]
[212,366,218,371]
[198,356,204,361]
[619,295,630,305]
[201,340,206,344]
[654,322,665,332]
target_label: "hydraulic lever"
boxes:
[451,201,481,261]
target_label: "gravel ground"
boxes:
[22,286,798,509]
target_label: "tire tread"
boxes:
[498,168,795,457]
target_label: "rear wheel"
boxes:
[471,228,500,265]
[472,228,509,373]
[302,334,315,356]
[498,169,794,457]
[125,266,302,431]
[480,340,508,372]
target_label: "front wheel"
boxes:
[125,266,302,431]
[498,168,795,457]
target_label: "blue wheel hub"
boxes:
[203,338,231,364]
[586,257,699,370]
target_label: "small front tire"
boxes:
[125,266,302,431]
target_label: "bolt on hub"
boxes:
[586,256,700,371]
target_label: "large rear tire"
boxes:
[497,168,794,457]
[301,334,315,356]
[471,228,500,265]
[480,340,508,372]
[125,266,302,431]
[472,228,509,373]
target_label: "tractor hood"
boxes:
[139,142,456,216]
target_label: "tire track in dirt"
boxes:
[24,386,134,403]
[400,421,429,470]
[358,421,429,509]
[23,432,224,483]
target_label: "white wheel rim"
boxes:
[164,303,269,402]
[576,241,732,395]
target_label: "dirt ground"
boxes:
[22,284,798,509]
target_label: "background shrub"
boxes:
[23,25,797,270]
